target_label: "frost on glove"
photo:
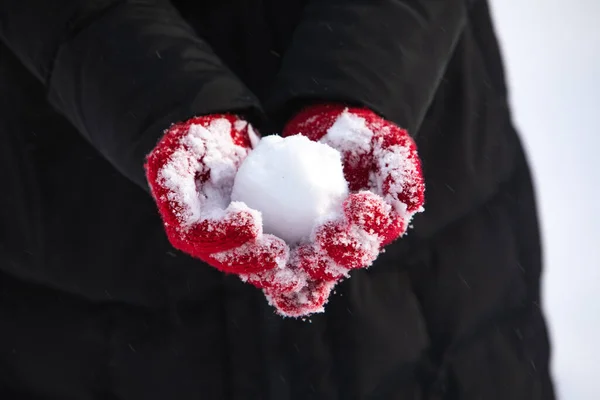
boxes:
[145,114,288,275]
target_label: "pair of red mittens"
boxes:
[145,105,424,317]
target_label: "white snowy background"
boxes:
[489,1,600,399]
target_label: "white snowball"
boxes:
[231,135,348,245]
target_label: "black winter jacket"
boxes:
[0,0,555,399]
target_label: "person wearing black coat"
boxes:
[0,0,555,399]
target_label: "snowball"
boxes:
[231,135,349,245]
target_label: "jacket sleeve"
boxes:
[265,0,468,134]
[0,0,262,190]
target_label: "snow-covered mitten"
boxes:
[281,104,425,280]
[145,114,288,274]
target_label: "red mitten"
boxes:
[145,114,288,274]
[239,105,425,317]
[281,104,425,279]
